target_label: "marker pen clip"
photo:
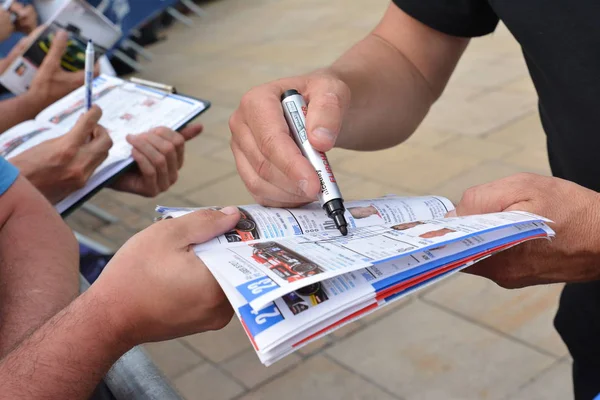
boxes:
[281,89,348,236]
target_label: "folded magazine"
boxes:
[156,195,554,366]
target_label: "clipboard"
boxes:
[59,77,212,218]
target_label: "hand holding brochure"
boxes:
[156,195,555,366]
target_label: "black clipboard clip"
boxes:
[129,77,178,94]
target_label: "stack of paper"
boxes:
[157,195,554,366]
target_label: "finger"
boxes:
[81,126,112,177]
[232,123,319,200]
[304,75,351,151]
[142,130,179,184]
[460,244,534,289]
[179,123,203,141]
[128,147,159,195]
[42,29,69,69]
[67,105,103,145]
[153,127,185,169]
[238,89,320,198]
[232,140,316,207]
[126,134,171,191]
[454,174,537,216]
[167,208,241,245]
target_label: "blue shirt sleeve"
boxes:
[0,157,19,195]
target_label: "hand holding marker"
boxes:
[281,90,349,236]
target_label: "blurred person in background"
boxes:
[0,30,90,132]
[0,1,37,42]
[229,1,600,398]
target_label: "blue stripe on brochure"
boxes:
[383,269,457,303]
[371,228,547,293]
[370,220,547,267]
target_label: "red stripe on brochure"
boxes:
[240,319,259,351]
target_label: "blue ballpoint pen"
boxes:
[84,40,94,110]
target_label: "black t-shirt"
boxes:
[392,0,600,192]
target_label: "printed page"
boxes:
[211,222,552,363]
[258,224,554,365]
[0,120,64,159]
[37,75,206,142]
[53,76,207,213]
[258,224,555,366]
[198,211,554,311]
[156,195,455,250]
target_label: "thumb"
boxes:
[179,123,203,141]
[304,76,351,151]
[83,125,113,154]
[169,207,241,245]
[41,29,69,69]
[68,105,103,145]
[80,125,112,177]
[455,174,536,217]
[455,184,509,217]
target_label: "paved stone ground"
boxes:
[66,0,574,398]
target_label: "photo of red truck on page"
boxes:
[250,241,324,283]
[215,207,260,243]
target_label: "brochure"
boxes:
[157,196,554,366]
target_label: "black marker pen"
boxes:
[281,89,348,236]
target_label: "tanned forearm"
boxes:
[325,4,468,150]
[0,176,79,354]
[0,288,132,400]
[0,92,47,134]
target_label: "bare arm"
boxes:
[230,3,469,206]
[0,175,80,354]
[329,4,468,150]
[0,288,130,400]
[0,208,239,399]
